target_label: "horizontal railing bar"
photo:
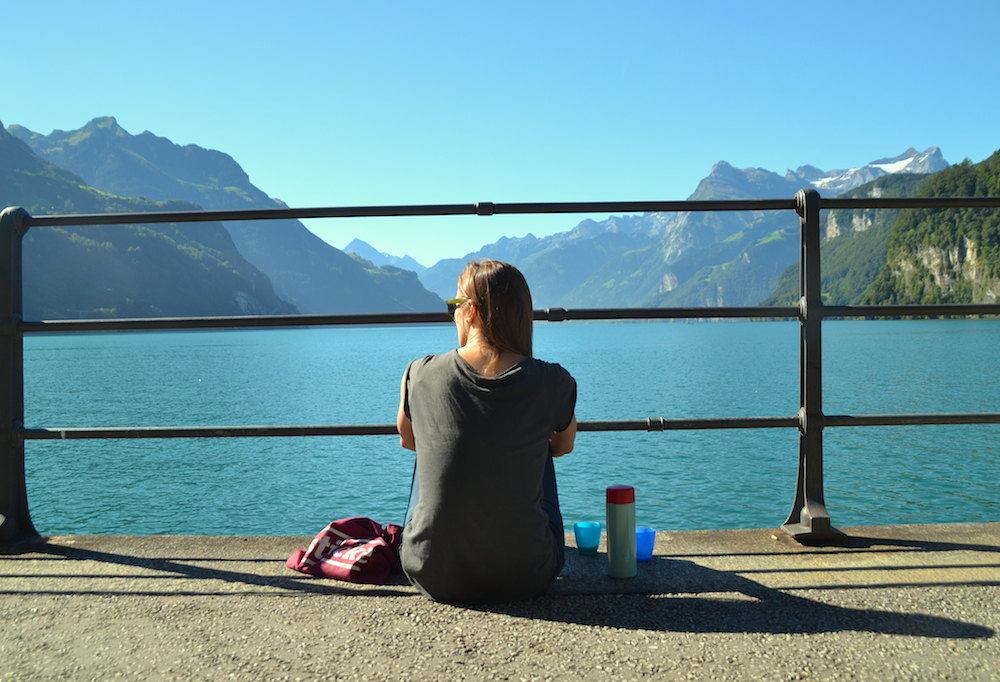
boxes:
[19,197,1000,231]
[18,307,804,333]
[586,417,801,431]
[825,304,1000,317]
[490,200,798,215]
[22,199,799,229]
[540,307,800,321]
[821,197,1000,210]
[19,416,801,440]
[18,312,453,333]
[20,425,398,439]
[22,413,1000,441]
[825,413,1000,427]
[20,301,1000,334]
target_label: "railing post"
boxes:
[782,189,838,541]
[0,207,36,544]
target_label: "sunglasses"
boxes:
[446,297,470,319]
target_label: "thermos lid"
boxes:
[606,485,635,504]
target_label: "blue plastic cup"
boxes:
[636,526,656,562]
[573,521,602,555]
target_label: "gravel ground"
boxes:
[2,525,998,681]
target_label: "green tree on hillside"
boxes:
[864,152,1000,305]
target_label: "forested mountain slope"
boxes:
[0,122,295,319]
[864,151,1000,305]
[763,173,933,306]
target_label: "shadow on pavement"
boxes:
[4,535,997,641]
[3,541,413,597]
[472,559,996,639]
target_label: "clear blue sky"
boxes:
[6,0,999,267]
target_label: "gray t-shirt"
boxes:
[400,350,577,603]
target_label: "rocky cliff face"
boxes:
[884,239,1000,303]
[826,209,875,239]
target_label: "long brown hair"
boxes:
[458,259,533,361]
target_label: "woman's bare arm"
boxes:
[549,415,577,457]
[397,373,416,451]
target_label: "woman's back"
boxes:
[400,350,576,603]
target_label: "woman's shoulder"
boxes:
[524,357,575,383]
[406,351,461,374]
[523,358,576,410]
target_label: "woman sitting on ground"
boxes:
[397,259,578,603]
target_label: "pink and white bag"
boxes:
[286,517,404,584]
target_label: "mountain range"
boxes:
[344,239,426,273]
[786,147,947,195]
[418,148,950,308]
[5,115,991,317]
[9,117,443,315]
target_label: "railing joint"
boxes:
[646,418,665,432]
[795,187,821,218]
[11,421,24,446]
[0,314,22,337]
[475,202,496,216]
[0,207,31,236]
[544,307,567,322]
[798,296,825,321]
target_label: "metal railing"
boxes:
[3,189,1000,545]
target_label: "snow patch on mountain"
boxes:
[785,147,948,196]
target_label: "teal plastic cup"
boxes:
[636,527,656,562]
[573,522,601,555]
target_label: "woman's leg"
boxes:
[540,454,565,573]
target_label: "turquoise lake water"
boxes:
[22,318,1000,535]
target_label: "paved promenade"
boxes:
[2,523,998,681]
